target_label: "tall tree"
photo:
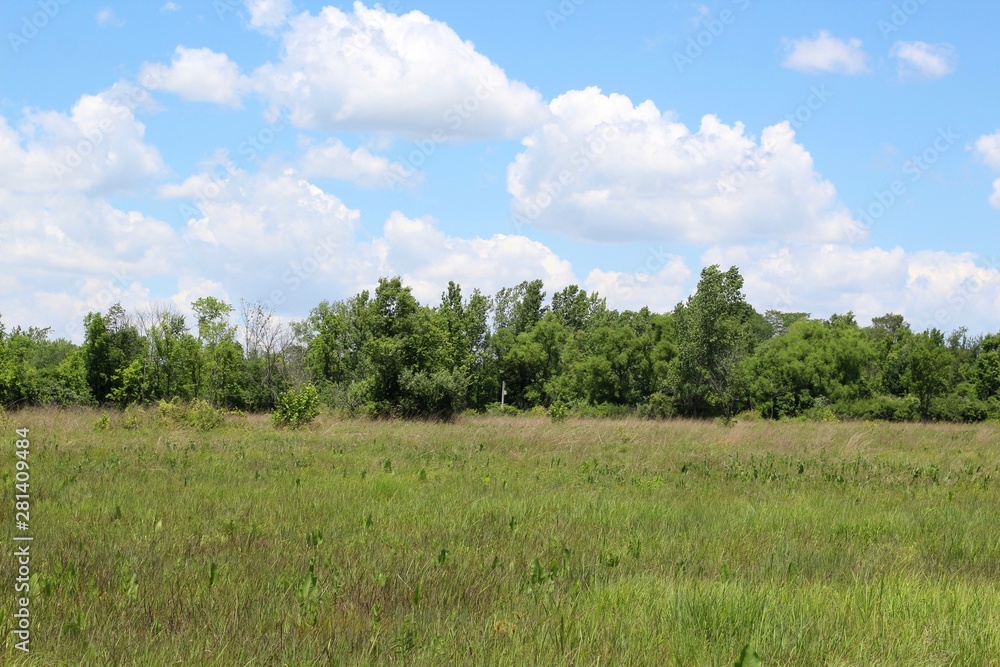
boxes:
[671,265,757,417]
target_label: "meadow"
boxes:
[2,408,999,665]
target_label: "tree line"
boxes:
[2,265,999,422]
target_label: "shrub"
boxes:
[929,394,989,423]
[834,395,920,422]
[485,402,521,416]
[157,397,188,425]
[549,401,569,423]
[93,411,110,431]
[398,369,468,420]
[120,405,145,430]
[187,399,225,431]
[272,384,321,429]
[637,392,675,420]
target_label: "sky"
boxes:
[1,0,999,341]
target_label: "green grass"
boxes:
[2,408,1000,665]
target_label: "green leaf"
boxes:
[734,643,761,667]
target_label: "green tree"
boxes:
[671,266,758,417]
[903,329,952,418]
[192,297,242,407]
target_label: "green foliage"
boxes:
[734,644,762,667]
[486,402,521,416]
[4,271,1000,424]
[835,394,921,422]
[121,405,146,430]
[94,411,110,431]
[272,384,321,429]
[549,401,568,422]
[672,266,759,418]
[637,392,675,420]
[187,399,226,431]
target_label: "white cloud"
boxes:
[161,2,180,12]
[96,7,125,28]
[299,138,416,188]
[250,2,549,139]
[244,0,293,31]
[507,87,861,245]
[368,212,575,303]
[975,131,1000,170]
[584,255,692,313]
[0,188,181,338]
[0,86,165,195]
[781,30,869,75]
[974,131,1000,208]
[703,243,1000,332]
[140,47,248,107]
[890,41,957,80]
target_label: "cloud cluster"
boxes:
[0,85,165,194]
[298,138,415,188]
[507,87,861,244]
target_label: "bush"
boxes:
[834,395,920,422]
[155,398,225,431]
[637,392,675,420]
[574,402,631,419]
[157,397,188,425]
[398,369,468,420]
[272,384,321,429]
[93,411,110,431]
[549,401,569,423]
[485,402,521,416]
[929,394,989,423]
[187,399,225,431]
[121,405,145,430]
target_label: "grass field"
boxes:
[2,408,1000,665]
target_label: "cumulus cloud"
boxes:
[974,130,1000,208]
[781,30,869,75]
[140,46,248,107]
[975,131,1000,170]
[0,187,180,337]
[703,243,1000,332]
[368,212,575,304]
[249,2,549,139]
[0,85,165,195]
[245,0,294,31]
[584,254,692,313]
[299,138,416,188]
[890,41,957,80]
[507,87,861,244]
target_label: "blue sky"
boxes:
[2,0,999,340]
